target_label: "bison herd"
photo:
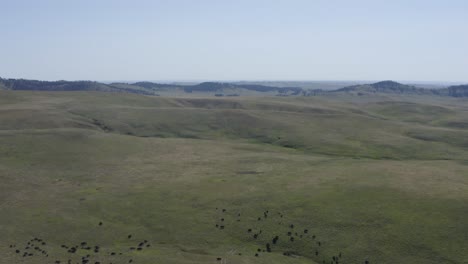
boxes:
[214,207,371,264]
[9,210,371,264]
[9,222,149,264]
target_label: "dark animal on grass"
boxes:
[272,236,279,244]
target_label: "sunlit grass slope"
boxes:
[1,91,467,264]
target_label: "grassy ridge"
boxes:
[1,91,468,263]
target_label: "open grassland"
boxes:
[1,91,468,264]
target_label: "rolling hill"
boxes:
[333,81,445,95]
[1,90,468,264]
[2,77,468,98]
[0,78,303,97]
[448,84,468,97]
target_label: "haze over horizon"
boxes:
[2,0,467,82]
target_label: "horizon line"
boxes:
[1,76,467,85]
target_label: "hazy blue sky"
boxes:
[1,0,467,82]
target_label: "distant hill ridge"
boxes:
[0,78,303,96]
[1,77,467,97]
[0,78,155,95]
[184,82,302,94]
[447,84,468,97]
[334,80,445,95]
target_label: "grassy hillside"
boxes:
[1,91,468,264]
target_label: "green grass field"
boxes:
[1,91,467,264]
